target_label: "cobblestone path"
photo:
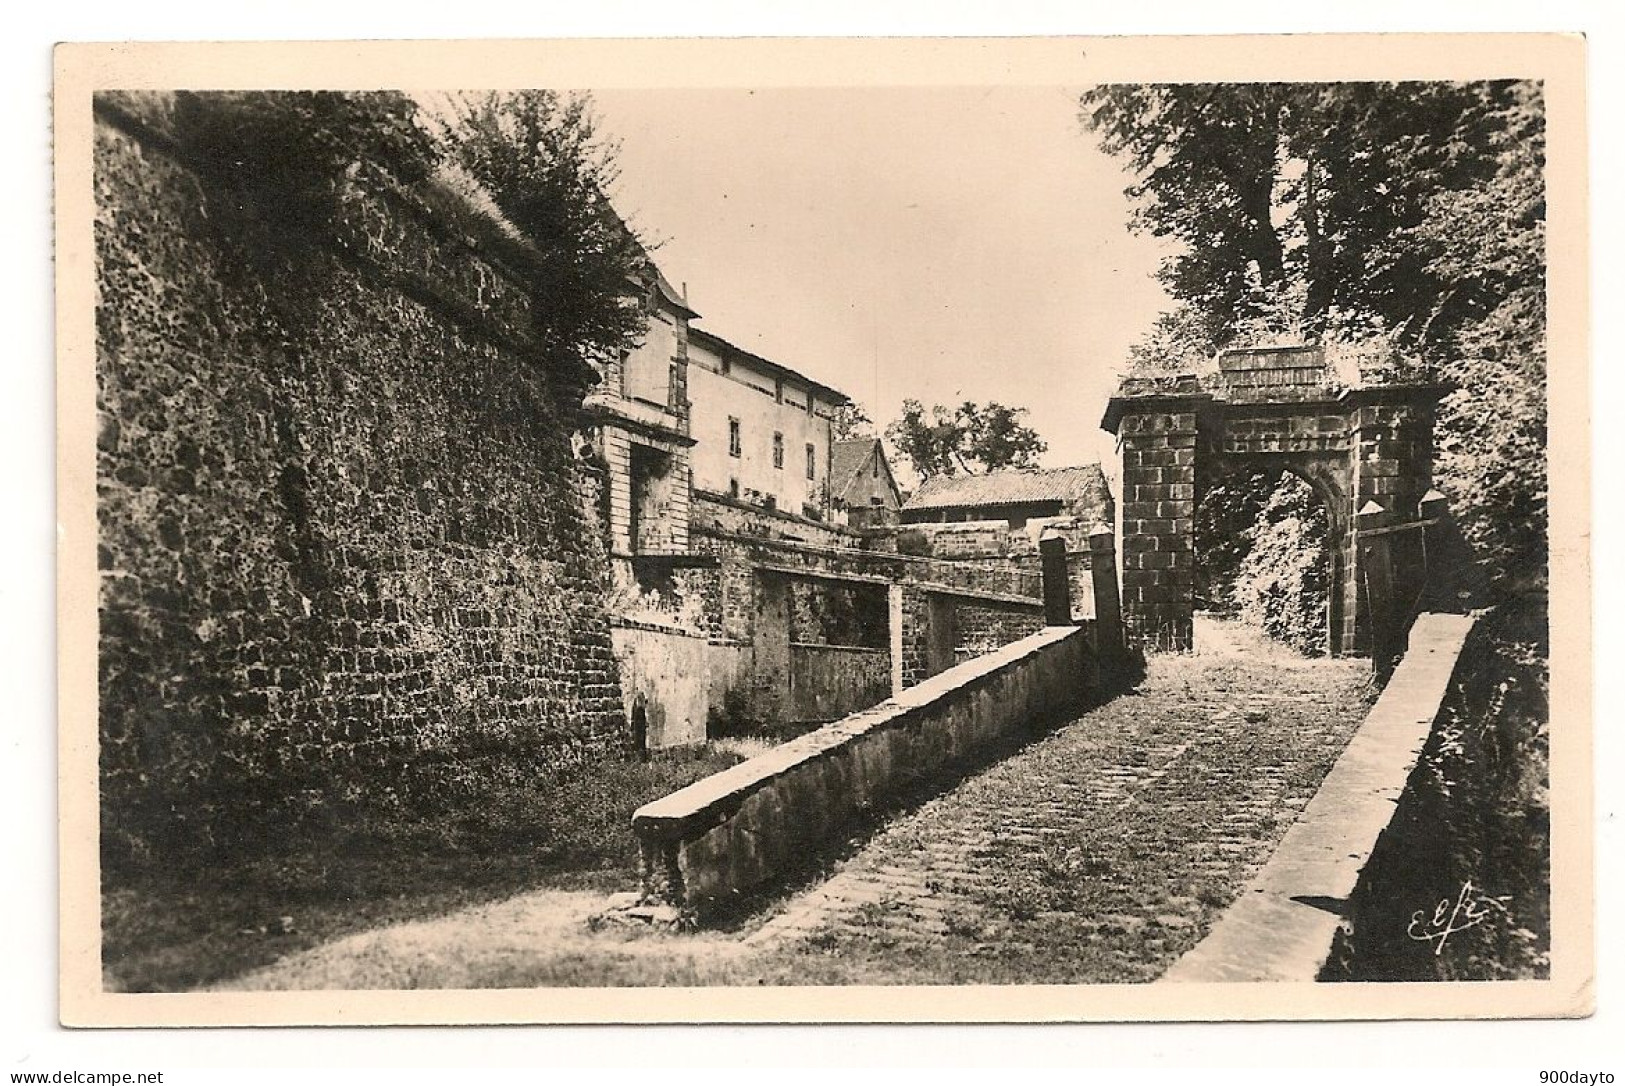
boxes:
[736,621,1373,985]
[221,619,1375,989]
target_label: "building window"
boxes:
[774,380,783,404]
[728,417,741,458]
[772,431,784,470]
[729,477,739,498]
[805,442,816,480]
[805,393,815,416]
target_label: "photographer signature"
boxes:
[1407,880,1500,955]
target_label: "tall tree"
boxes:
[885,400,1047,479]
[829,402,876,441]
[1083,81,1528,348]
[1082,84,1295,340]
[1083,80,1546,589]
[441,90,650,387]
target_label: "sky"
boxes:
[589,86,1175,480]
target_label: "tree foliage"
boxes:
[1082,82,1529,348]
[884,399,1047,479]
[169,91,438,298]
[1230,474,1331,656]
[1193,470,1331,656]
[1192,471,1275,609]
[165,89,652,399]
[829,402,876,441]
[440,90,651,384]
[1083,80,1547,592]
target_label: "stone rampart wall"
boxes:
[95,93,626,861]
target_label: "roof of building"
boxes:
[687,327,850,406]
[903,464,1112,518]
[830,439,874,494]
[649,267,700,320]
[830,437,899,501]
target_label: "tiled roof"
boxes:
[830,438,877,497]
[904,464,1111,517]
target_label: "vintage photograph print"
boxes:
[54,35,1591,1025]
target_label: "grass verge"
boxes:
[101,746,742,992]
[1324,591,1550,980]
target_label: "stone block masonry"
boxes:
[1103,346,1443,657]
[94,93,628,862]
[1116,403,1202,652]
[949,600,1046,667]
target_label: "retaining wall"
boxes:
[632,624,1096,918]
[610,620,711,750]
[683,513,1052,727]
[788,643,892,723]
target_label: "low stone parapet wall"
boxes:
[1161,611,1478,983]
[691,521,1044,601]
[631,624,1096,918]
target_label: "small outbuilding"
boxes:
[900,464,1114,530]
[829,437,904,528]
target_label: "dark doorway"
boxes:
[628,443,676,554]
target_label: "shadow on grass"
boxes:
[101,746,744,992]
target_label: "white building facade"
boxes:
[582,268,852,592]
[686,328,847,522]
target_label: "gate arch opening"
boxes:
[1102,344,1444,655]
[1194,468,1334,656]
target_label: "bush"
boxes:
[1195,471,1331,654]
[1192,471,1272,611]
[441,90,650,387]
[1230,477,1331,655]
[170,91,435,284]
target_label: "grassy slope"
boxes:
[101,747,742,992]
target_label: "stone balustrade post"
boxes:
[1088,523,1124,660]
[1038,531,1073,626]
[1357,500,1400,681]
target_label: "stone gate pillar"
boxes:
[1102,380,1210,652]
[1347,387,1443,654]
[1038,531,1073,625]
[1351,392,1438,530]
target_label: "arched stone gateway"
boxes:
[1102,346,1444,655]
